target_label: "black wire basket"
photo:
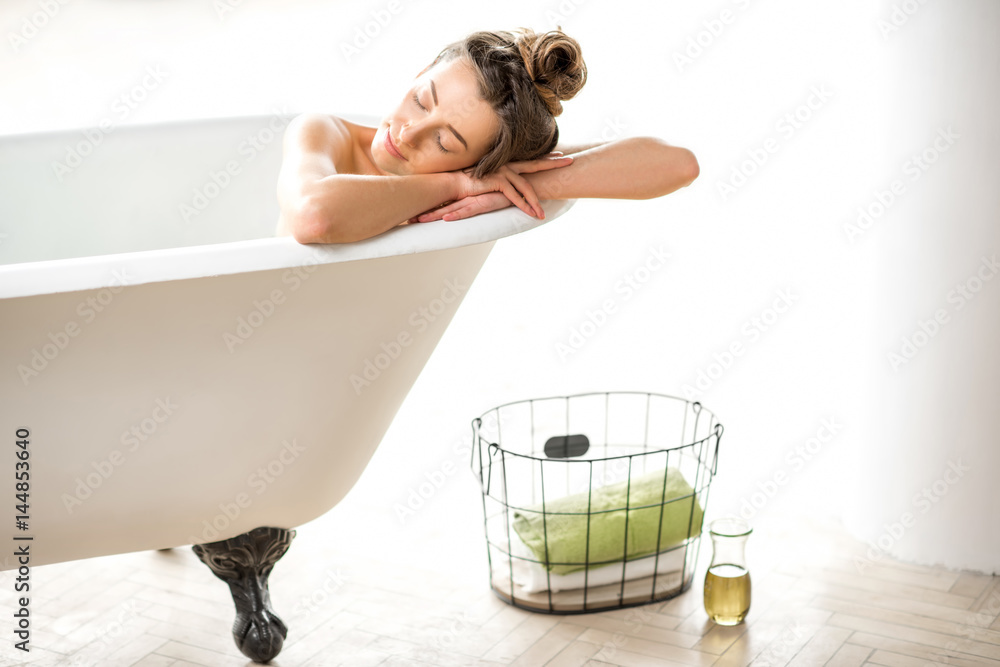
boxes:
[470,391,723,614]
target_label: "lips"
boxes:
[384,129,407,161]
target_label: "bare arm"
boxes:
[276,113,461,244]
[527,137,699,200]
[554,139,609,155]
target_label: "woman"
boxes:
[276,27,699,244]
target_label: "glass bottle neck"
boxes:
[709,534,748,568]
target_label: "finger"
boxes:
[502,184,537,218]
[442,204,480,221]
[508,172,543,219]
[416,207,448,222]
[418,200,465,221]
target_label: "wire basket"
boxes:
[470,391,723,614]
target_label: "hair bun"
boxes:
[514,27,587,117]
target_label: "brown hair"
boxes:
[427,27,587,180]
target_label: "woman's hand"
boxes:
[410,191,512,222]
[449,152,573,220]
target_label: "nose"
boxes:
[398,118,423,147]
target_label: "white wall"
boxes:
[842,0,1000,573]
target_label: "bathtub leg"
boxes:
[192,526,296,664]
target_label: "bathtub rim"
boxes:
[0,197,575,300]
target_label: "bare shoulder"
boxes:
[282,112,353,171]
[276,113,355,237]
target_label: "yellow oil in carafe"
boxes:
[703,563,751,625]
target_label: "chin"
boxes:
[370,143,399,176]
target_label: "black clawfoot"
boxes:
[192,526,296,664]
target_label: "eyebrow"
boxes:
[429,79,468,151]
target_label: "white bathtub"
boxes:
[0,112,576,661]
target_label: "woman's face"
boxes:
[372,58,499,176]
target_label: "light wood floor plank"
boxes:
[950,571,997,598]
[820,557,962,593]
[298,628,382,667]
[791,577,992,627]
[585,646,693,667]
[481,613,561,663]
[546,639,604,667]
[559,613,705,650]
[829,612,1000,661]
[150,639,248,667]
[130,655,178,667]
[812,595,1000,645]
[824,643,872,667]
[509,621,586,667]
[786,626,853,666]
[865,649,938,666]
[747,608,830,667]
[572,627,715,666]
[806,570,978,610]
[846,630,1000,667]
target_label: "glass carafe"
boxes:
[703,518,752,625]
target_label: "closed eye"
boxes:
[411,91,450,154]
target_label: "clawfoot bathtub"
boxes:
[0,112,576,663]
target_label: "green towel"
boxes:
[511,467,703,575]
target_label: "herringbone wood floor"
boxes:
[1,505,997,667]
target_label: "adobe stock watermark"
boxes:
[681,288,798,400]
[843,126,959,243]
[85,600,142,653]
[887,253,998,371]
[393,457,462,525]
[672,0,755,73]
[340,0,408,63]
[555,244,670,362]
[61,397,179,514]
[290,567,352,618]
[350,276,469,395]
[534,115,629,208]
[925,586,1000,667]
[8,0,71,53]
[16,268,133,386]
[425,609,477,655]
[223,251,325,353]
[488,115,630,235]
[542,0,591,27]
[188,437,307,545]
[593,604,667,663]
[566,454,646,497]
[717,84,833,201]
[853,458,970,573]
[51,65,169,182]
[179,107,291,224]
[214,0,247,22]
[877,0,932,39]
[730,417,844,523]
[393,408,510,524]
[753,620,811,666]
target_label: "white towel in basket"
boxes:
[502,529,688,593]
